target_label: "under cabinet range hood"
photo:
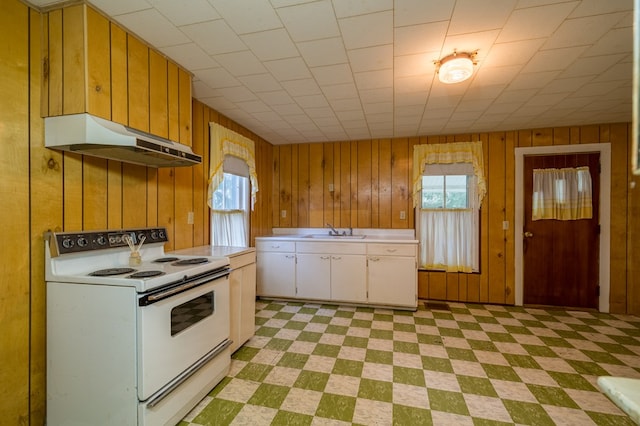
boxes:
[44,113,201,167]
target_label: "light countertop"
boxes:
[597,376,640,424]
[170,245,255,258]
[256,228,418,244]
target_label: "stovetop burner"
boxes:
[173,257,209,265]
[153,257,179,263]
[90,267,136,277]
[128,270,165,279]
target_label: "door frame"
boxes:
[515,143,611,312]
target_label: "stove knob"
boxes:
[150,231,158,240]
[158,230,165,239]
[96,235,107,246]
[61,238,74,249]
[77,237,88,247]
[138,232,146,242]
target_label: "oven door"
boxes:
[137,269,230,400]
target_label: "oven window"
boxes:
[170,292,214,336]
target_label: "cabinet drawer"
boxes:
[256,240,295,252]
[296,242,366,254]
[367,243,416,257]
[229,251,256,269]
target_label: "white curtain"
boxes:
[419,210,478,273]
[532,166,593,220]
[211,209,247,246]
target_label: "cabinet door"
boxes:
[331,255,367,302]
[256,252,295,298]
[368,256,417,307]
[239,262,256,346]
[296,254,331,300]
[228,268,242,353]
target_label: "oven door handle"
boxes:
[139,269,230,306]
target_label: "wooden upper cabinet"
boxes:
[42,4,193,146]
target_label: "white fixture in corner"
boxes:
[435,50,477,84]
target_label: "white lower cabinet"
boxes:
[295,254,331,299]
[256,237,417,309]
[256,241,296,298]
[330,255,367,302]
[229,251,256,353]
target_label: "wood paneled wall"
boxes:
[272,124,639,315]
[0,1,273,421]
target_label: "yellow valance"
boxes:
[209,122,259,210]
[412,141,486,208]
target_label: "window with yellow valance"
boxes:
[208,122,259,210]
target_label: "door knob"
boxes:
[524,231,534,238]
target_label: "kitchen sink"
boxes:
[303,234,366,239]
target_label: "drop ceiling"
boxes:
[27,0,634,145]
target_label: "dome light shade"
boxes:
[436,51,476,84]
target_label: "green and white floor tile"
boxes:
[179,300,640,425]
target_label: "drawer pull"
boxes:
[271,244,280,248]
[386,248,397,253]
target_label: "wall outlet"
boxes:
[400,210,406,220]
[328,183,334,192]
[502,220,509,230]
[281,210,287,218]
[187,211,194,225]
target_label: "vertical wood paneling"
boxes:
[340,141,351,227]
[309,143,324,227]
[158,168,175,251]
[147,169,158,227]
[504,131,516,304]
[371,139,380,228]
[29,9,52,423]
[191,100,205,246]
[487,132,507,304]
[107,160,123,228]
[272,145,280,227]
[298,143,310,228]
[110,23,127,126]
[280,145,292,227]
[357,140,372,228]
[178,68,192,145]
[332,142,341,226]
[610,124,629,313]
[63,154,83,230]
[291,144,299,228]
[1,2,30,423]
[47,10,63,116]
[86,6,110,120]
[167,61,180,142]
[479,134,490,302]
[122,163,147,227]
[391,138,409,229]
[127,34,149,132]
[83,156,108,230]
[323,143,334,226]
[378,139,392,228]
[174,166,193,249]
[61,5,84,114]
[149,50,168,139]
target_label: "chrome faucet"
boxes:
[326,223,341,236]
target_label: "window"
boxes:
[418,163,480,273]
[211,170,249,246]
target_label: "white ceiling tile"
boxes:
[241,29,298,61]
[394,75,432,93]
[508,70,560,90]
[215,51,268,76]
[280,78,322,96]
[237,74,282,93]
[192,80,217,98]
[348,45,393,72]
[537,76,592,94]
[257,90,295,106]
[273,103,305,115]
[159,43,218,71]
[264,57,312,81]
[148,0,220,26]
[568,0,632,18]
[311,64,353,85]
[235,99,272,113]
[277,0,340,42]
[395,89,429,106]
[543,13,628,50]
[89,0,152,17]
[394,0,455,27]
[359,87,393,104]
[497,2,579,43]
[323,83,359,100]
[113,9,190,47]
[394,22,448,56]
[559,54,625,78]
[592,62,632,82]
[339,11,393,50]
[449,0,516,35]
[441,30,500,59]
[332,0,392,18]
[192,67,240,88]
[211,0,282,33]
[216,86,259,102]
[472,65,522,86]
[354,69,393,91]
[482,39,545,67]
[330,98,364,112]
[521,46,587,73]
[297,38,348,67]
[583,27,632,56]
[294,95,330,109]
[180,20,246,55]
[394,52,438,77]
[363,102,393,114]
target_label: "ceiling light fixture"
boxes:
[435,50,477,84]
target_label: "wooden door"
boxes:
[523,153,600,308]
